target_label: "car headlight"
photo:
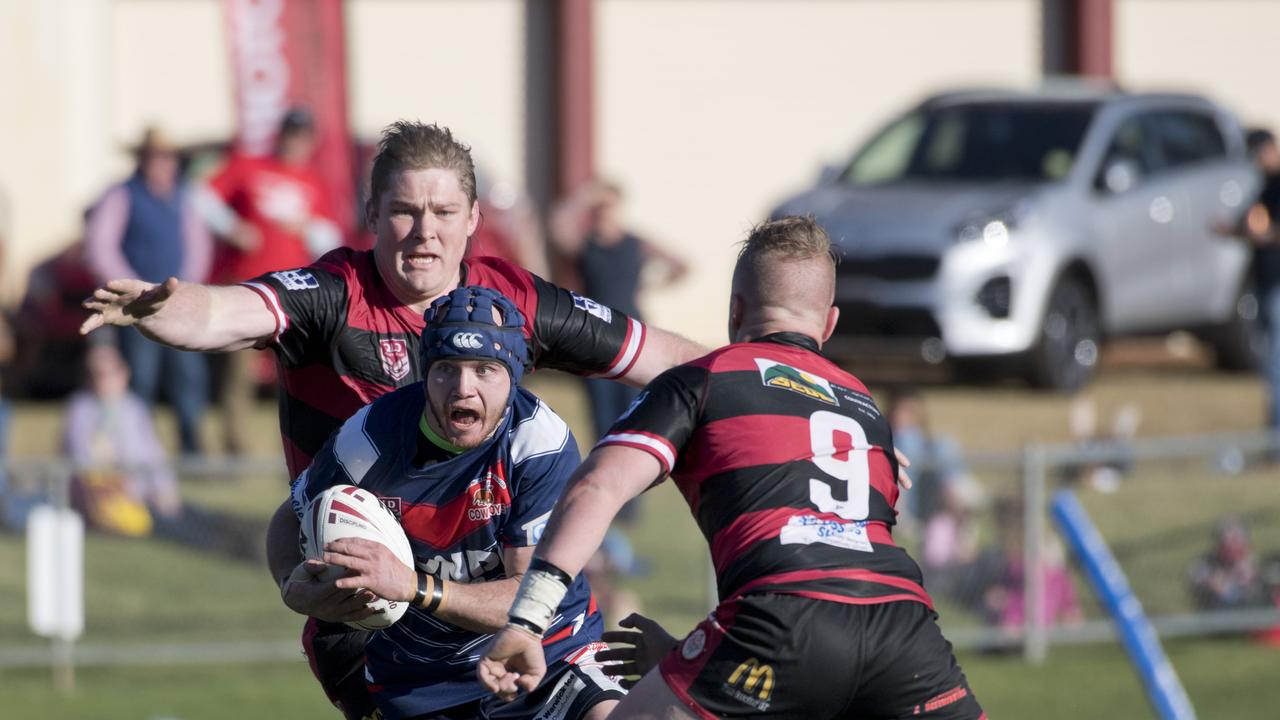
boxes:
[956,219,1011,247]
[954,202,1031,248]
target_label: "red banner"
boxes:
[224,0,356,237]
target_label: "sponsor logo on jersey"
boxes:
[723,657,774,710]
[451,332,484,350]
[270,269,320,291]
[378,339,411,381]
[522,511,552,545]
[378,496,403,521]
[755,358,838,406]
[421,548,503,583]
[570,292,613,323]
[681,628,706,660]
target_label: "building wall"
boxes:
[597,0,1041,344]
[1115,0,1280,132]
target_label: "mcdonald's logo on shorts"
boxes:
[722,657,774,710]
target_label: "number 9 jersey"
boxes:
[596,331,931,610]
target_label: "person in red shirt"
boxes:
[198,108,342,455]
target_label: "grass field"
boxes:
[3,353,1278,718]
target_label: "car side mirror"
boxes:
[818,164,841,185]
[1100,159,1141,194]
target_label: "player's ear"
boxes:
[466,199,480,237]
[727,293,744,343]
[821,305,839,344]
[364,197,378,233]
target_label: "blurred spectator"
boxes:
[63,341,263,560]
[550,180,688,440]
[1240,129,1280,459]
[85,126,213,455]
[12,236,98,398]
[64,341,181,535]
[920,472,985,598]
[467,170,549,277]
[0,185,13,523]
[1187,515,1267,612]
[198,108,340,455]
[977,498,1083,633]
[885,386,973,531]
[1060,394,1141,493]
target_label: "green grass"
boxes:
[3,363,1278,717]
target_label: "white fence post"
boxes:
[1023,444,1048,664]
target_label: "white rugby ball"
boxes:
[300,484,415,631]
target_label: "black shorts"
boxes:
[302,620,624,720]
[658,593,984,720]
[302,618,376,720]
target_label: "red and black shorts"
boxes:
[659,593,985,719]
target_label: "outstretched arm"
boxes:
[80,278,277,352]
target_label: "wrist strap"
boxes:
[416,572,445,614]
[413,572,429,608]
[508,558,574,637]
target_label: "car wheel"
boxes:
[1027,276,1100,391]
[1207,277,1267,372]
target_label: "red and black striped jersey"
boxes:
[243,247,646,478]
[598,332,931,609]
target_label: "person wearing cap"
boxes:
[266,285,624,720]
[85,125,213,455]
[197,107,343,455]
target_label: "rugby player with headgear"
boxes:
[268,285,624,720]
[479,217,982,719]
[80,121,705,719]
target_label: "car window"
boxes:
[845,112,926,185]
[1149,110,1228,168]
[1096,113,1164,191]
[842,102,1096,185]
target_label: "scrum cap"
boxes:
[420,286,530,385]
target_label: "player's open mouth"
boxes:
[405,254,437,269]
[449,408,481,429]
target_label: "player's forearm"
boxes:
[265,501,304,590]
[429,577,521,634]
[623,326,708,387]
[537,473,637,580]
[140,282,269,352]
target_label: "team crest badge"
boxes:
[754,358,838,405]
[379,339,411,381]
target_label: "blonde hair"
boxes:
[369,121,477,206]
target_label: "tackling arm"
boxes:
[621,327,707,387]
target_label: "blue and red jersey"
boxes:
[291,383,602,718]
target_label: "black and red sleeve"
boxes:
[595,363,707,476]
[241,263,348,367]
[464,257,645,379]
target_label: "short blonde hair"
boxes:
[734,215,837,287]
[369,121,477,206]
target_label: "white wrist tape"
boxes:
[509,568,570,634]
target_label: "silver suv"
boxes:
[772,86,1263,390]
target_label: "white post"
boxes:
[1022,444,1047,664]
